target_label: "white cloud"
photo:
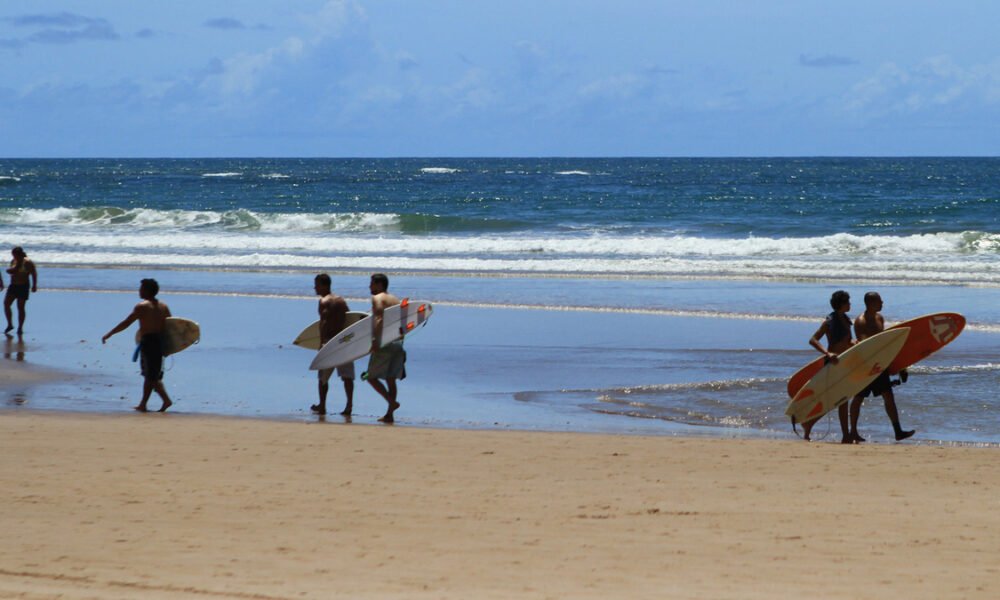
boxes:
[845,56,1000,117]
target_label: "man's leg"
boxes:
[838,402,852,443]
[369,378,399,422]
[15,297,26,334]
[849,395,865,442]
[313,369,331,414]
[3,295,13,333]
[881,389,914,441]
[340,378,354,416]
[153,381,172,412]
[136,378,155,411]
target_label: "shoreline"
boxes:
[3,287,997,444]
[2,411,998,599]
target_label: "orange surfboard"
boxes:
[786,312,965,398]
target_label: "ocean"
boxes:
[2,158,999,443]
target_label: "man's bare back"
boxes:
[134,299,171,336]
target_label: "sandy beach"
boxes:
[1,411,998,599]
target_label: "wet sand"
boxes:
[1,411,997,599]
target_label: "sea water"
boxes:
[2,158,999,442]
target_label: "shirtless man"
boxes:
[851,292,915,442]
[102,279,173,412]
[312,273,355,416]
[803,290,855,443]
[364,273,405,423]
[2,246,38,336]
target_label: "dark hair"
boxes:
[12,246,24,257]
[830,290,850,310]
[140,278,159,297]
[864,291,881,308]
[315,273,331,287]
[370,273,389,289]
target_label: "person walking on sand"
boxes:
[102,278,173,412]
[364,273,406,423]
[802,290,855,443]
[851,292,915,442]
[3,246,38,336]
[312,273,355,416]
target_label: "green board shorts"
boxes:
[364,341,406,381]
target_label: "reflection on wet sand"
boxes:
[4,334,25,361]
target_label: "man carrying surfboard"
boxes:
[365,273,406,423]
[852,292,915,442]
[101,278,173,412]
[803,290,855,443]
[312,273,355,416]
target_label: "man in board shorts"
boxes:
[2,246,38,336]
[312,273,355,416]
[364,273,406,423]
[851,292,915,442]
[102,279,174,412]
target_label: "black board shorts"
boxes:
[140,333,165,381]
[859,370,892,398]
[5,284,29,302]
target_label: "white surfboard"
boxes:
[309,299,433,371]
[134,317,200,357]
[292,311,367,350]
[786,327,910,426]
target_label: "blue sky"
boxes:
[2,0,999,157]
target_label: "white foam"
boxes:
[201,172,243,178]
[0,176,21,182]
[261,173,290,179]
[555,170,590,176]
[3,209,1000,283]
[419,167,460,174]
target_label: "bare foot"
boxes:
[895,429,915,441]
[134,405,148,412]
[158,399,172,412]
[310,404,326,415]
[339,405,352,416]
[852,432,866,443]
[378,414,394,423]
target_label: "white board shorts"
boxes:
[318,362,355,383]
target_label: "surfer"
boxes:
[101,278,173,413]
[312,273,355,416]
[2,246,38,336]
[365,273,405,423]
[803,290,855,443]
[852,292,915,442]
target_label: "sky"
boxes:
[2,0,1000,157]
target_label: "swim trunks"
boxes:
[364,341,406,380]
[140,333,165,381]
[5,284,29,302]
[318,362,356,384]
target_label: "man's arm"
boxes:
[809,322,835,359]
[28,261,37,292]
[102,309,139,343]
[370,296,386,352]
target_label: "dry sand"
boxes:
[1,411,998,599]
